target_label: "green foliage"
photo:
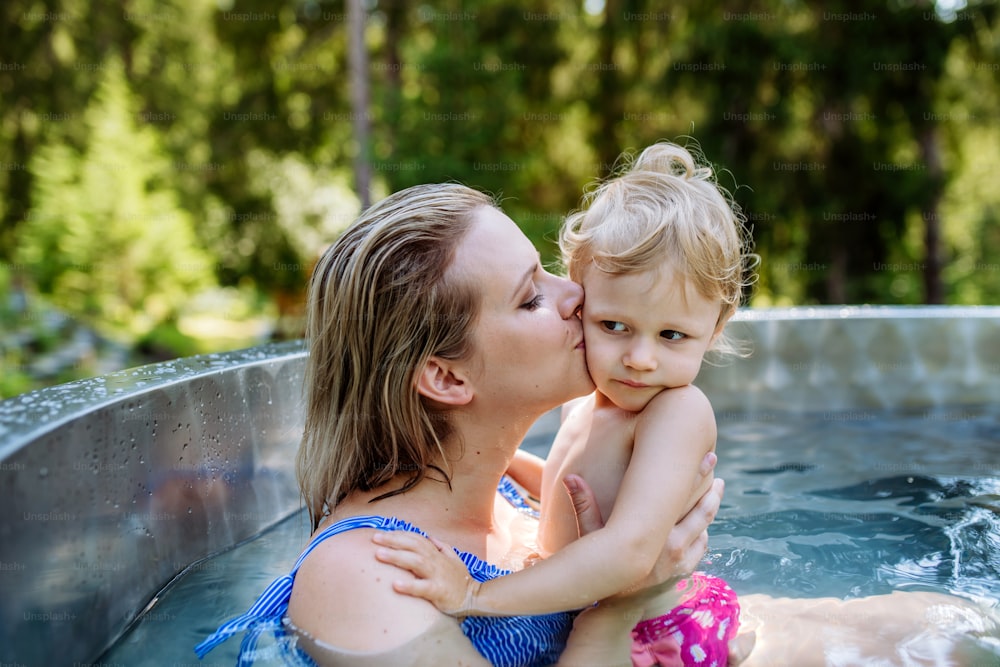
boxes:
[16,55,214,341]
[2,0,999,396]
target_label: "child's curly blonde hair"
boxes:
[560,141,757,357]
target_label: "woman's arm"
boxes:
[558,470,754,667]
[288,528,492,666]
[555,470,726,666]
[506,448,546,499]
[292,614,492,667]
[286,472,723,666]
[374,385,718,617]
[509,394,593,506]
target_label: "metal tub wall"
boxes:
[0,307,998,665]
[698,306,1000,413]
[0,341,308,666]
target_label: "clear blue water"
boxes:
[709,407,1000,606]
[102,407,1000,665]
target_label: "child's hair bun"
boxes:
[630,142,713,183]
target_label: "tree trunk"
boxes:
[826,242,847,304]
[382,1,405,159]
[595,0,622,177]
[919,124,944,304]
[347,0,372,209]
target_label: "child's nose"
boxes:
[624,340,657,371]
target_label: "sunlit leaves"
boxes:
[18,56,214,340]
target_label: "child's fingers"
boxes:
[425,535,451,552]
[393,578,470,617]
[426,536,465,563]
[372,531,460,560]
[371,531,463,577]
[391,577,441,601]
[373,544,436,577]
[371,530,435,553]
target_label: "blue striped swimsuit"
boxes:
[195,477,574,667]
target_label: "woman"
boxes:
[196,183,729,666]
[199,182,996,666]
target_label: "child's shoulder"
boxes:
[638,384,715,429]
[553,393,595,449]
[631,386,717,456]
[559,393,594,424]
[556,392,637,445]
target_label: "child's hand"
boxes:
[372,531,480,617]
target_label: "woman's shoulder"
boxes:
[287,520,441,650]
[286,612,491,666]
[288,517,496,667]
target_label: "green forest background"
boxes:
[1,0,998,398]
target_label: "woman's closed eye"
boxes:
[521,294,545,311]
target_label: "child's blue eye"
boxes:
[522,294,544,311]
[661,330,685,341]
[601,321,627,332]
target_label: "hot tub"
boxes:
[2,307,998,665]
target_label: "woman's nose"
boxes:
[554,275,584,319]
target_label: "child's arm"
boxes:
[374,385,717,617]
[505,448,545,500]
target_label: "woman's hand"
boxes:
[648,475,724,584]
[564,453,755,666]
[565,451,721,579]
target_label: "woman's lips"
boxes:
[575,339,585,349]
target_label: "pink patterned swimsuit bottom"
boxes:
[630,572,739,667]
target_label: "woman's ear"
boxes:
[415,357,474,406]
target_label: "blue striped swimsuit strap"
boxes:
[496,474,539,518]
[193,515,424,662]
[289,515,426,571]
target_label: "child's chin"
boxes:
[608,392,651,413]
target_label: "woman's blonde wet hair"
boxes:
[298,183,495,531]
[560,141,756,356]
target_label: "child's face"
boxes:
[580,265,725,412]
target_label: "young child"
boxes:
[374,142,756,667]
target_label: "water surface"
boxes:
[104,407,1000,665]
